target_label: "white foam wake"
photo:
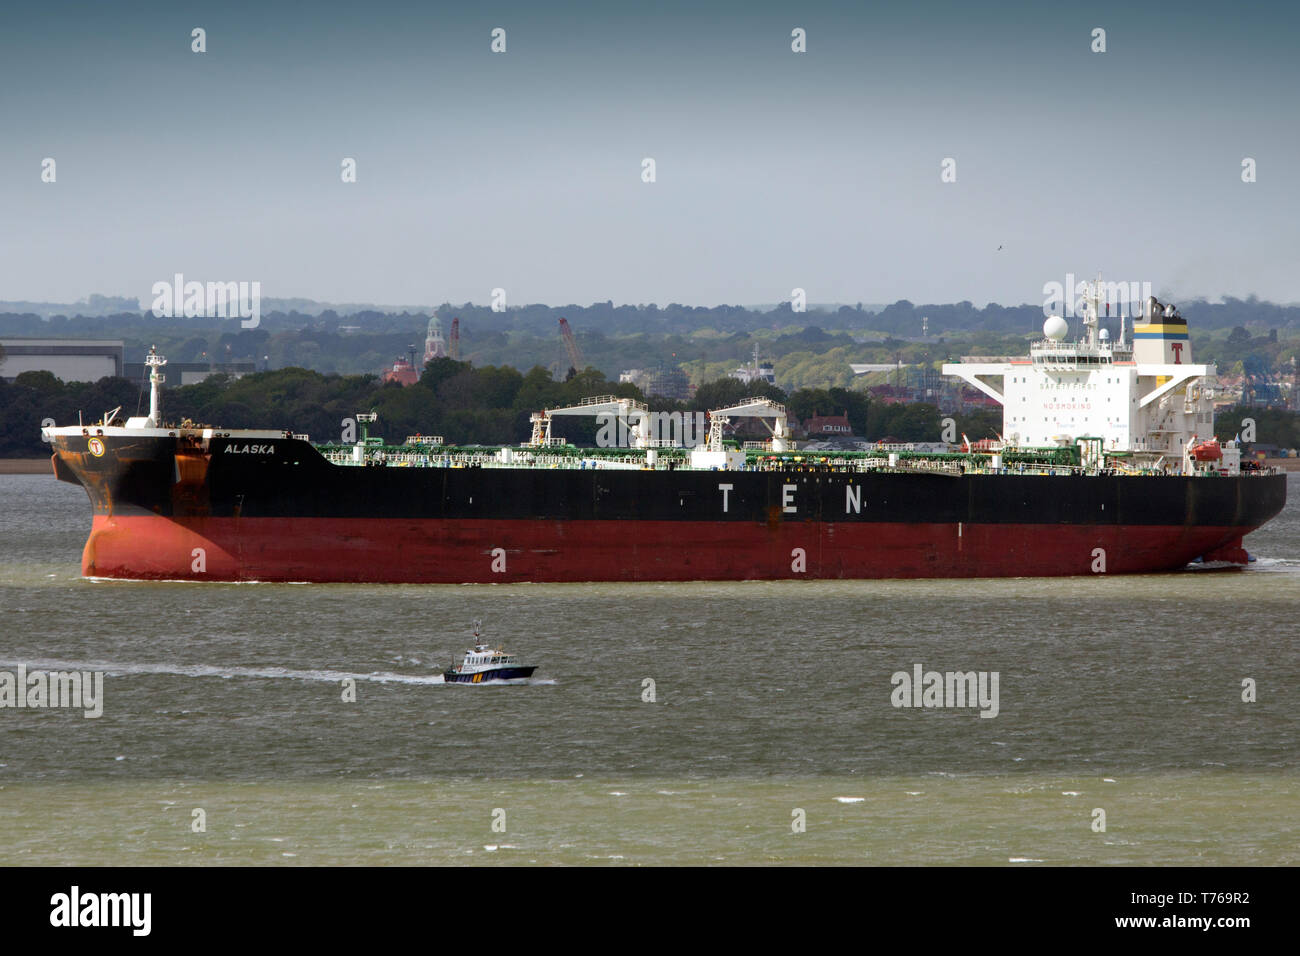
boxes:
[0,658,446,685]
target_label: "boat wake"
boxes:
[1243,556,1300,574]
[0,658,447,686]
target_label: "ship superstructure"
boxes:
[943,279,1232,476]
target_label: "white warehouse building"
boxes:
[0,339,124,383]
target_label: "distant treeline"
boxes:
[6,361,1295,457]
[1214,406,1300,450]
[0,361,1002,457]
[4,307,1295,393]
[3,294,1298,343]
[0,310,1035,387]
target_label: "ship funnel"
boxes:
[1133,295,1190,366]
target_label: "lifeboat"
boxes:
[1190,438,1223,462]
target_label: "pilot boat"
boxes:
[443,623,537,684]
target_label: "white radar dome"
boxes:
[1043,315,1069,340]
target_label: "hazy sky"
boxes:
[2,0,1297,308]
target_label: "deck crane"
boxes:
[703,398,791,452]
[528,395,651,447]
[690,397,791,469]
[449,317,460,360]
[558,317,585,376]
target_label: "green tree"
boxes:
[692,377,786,410]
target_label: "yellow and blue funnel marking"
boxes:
[1132,323,1189,340]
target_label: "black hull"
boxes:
[48,434,1288,529]
[46,433,1289,582]
[444,667,538,683]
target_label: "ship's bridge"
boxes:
[1030,339,1131,367]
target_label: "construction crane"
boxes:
[558,317,585,377]
[528,395,650,447]
[449,317,460,361]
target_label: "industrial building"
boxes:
[0,338,123,382]
[121,361,255,385]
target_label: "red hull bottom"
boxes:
[80,515,1253,583]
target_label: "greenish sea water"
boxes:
[1,473,1296,865]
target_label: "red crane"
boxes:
[449,317,460,360]
[558,317,585,376]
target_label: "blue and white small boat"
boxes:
[443,622,537,684]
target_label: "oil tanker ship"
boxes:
[44,283,1286,583]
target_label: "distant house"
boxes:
[805,414,853,437]
[1246,443,1282,459]
[867,384,912,405]
[381,357,419,386]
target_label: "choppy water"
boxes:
[1,473,1296,864]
